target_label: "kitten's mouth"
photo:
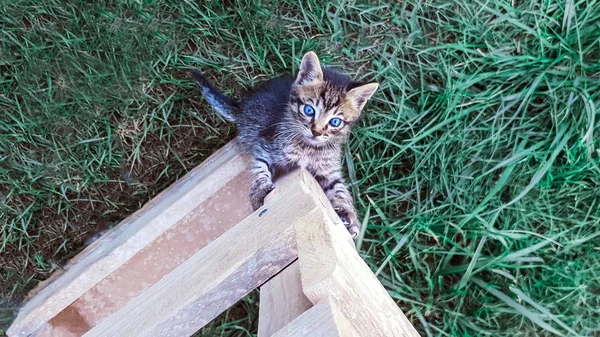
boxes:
[304,135,328,147]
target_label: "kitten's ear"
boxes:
[295,51,323,86]
[346,82,379,111]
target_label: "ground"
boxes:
[1,0,599,336]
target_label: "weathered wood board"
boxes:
[258,261,313,337]
[271,299,358,337]
[8,143,249,337]
[83,170,321,337]
[294,169,420,337]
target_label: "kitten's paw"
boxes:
[334,207,360,239]
[251,183,275,211]
[346,222,360,238]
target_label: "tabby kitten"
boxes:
[192,52,378,237]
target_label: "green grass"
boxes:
[1,0,599,336]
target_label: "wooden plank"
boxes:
[83,170,325,337]
[34,169,253,337]
[293,171,421,337]
[258,173,314,337]
[30,307,90,337]
[258,261,312,337]
[8,142,247,337]
[271,299,358,337]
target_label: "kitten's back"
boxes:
[237,76,295,128]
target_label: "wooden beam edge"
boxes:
[271,298,358,337]
[257,260,313,337]
[83,170,324,337]
[293,170,421,337]
[8,142,244,337]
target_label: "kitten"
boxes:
[192,52,378,237]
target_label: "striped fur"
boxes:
[193,52,378,237]
[192,70,237,121]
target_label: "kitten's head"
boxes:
[288,51,378,148]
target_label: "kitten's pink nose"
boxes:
[311,129,321,137]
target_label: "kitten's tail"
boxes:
[192,70,238,122]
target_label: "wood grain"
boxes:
[271,299,358,337]
[257,172,314,337]
[258,261,313,337]
[83,170,323,337]
[36,169,252,337]
[293,170,421,337]
[13,164,420,337]
[8,143,246,337]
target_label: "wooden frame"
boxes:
[258,261,312,336]
[271,299,357,337]
[8,142,420,337]
[8,143,252,337]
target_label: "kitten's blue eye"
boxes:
[303,105,315,116]
[329,117,343,127]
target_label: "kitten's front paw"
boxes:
[250,183,275,211]
[334,207,360,238]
